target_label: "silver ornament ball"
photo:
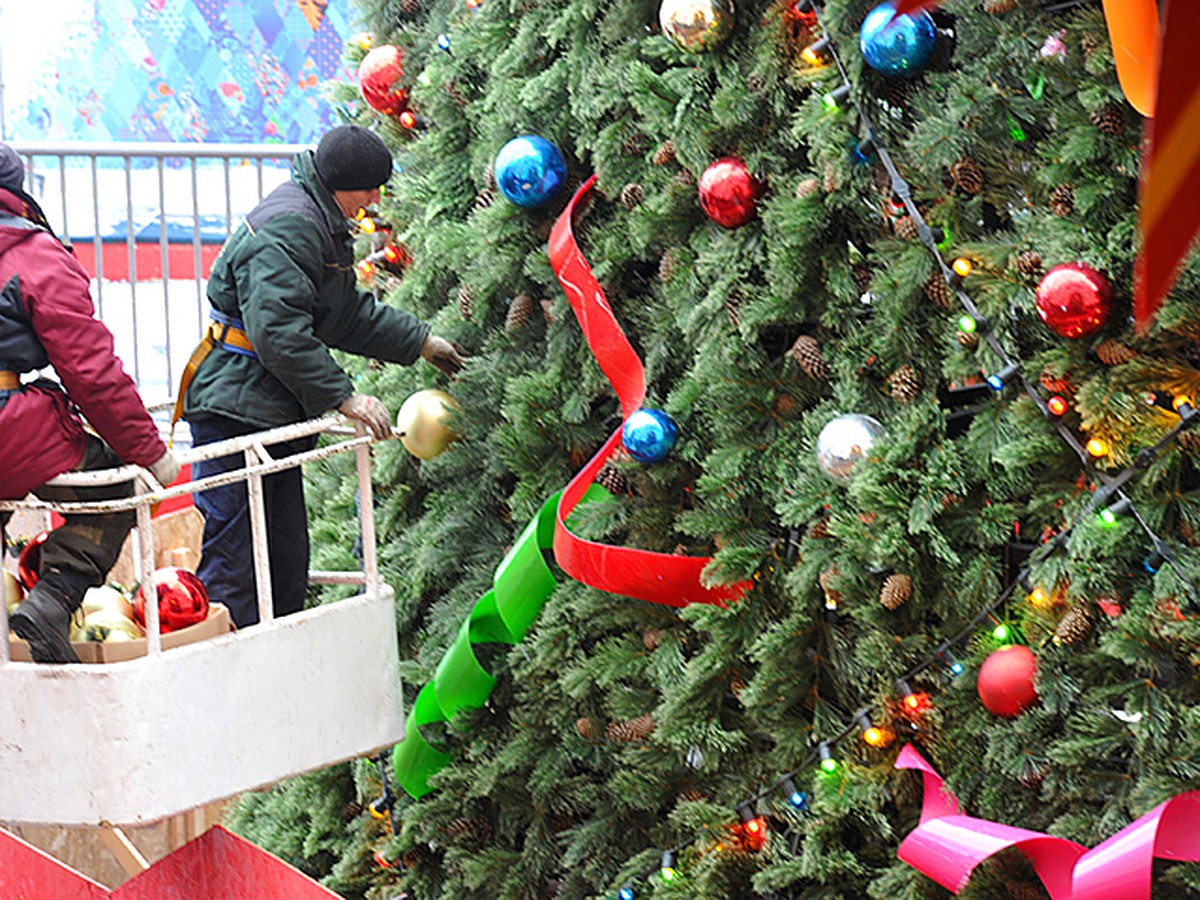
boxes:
[816,414,885,480]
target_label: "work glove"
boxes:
[149,450,181,487]
[339,392,392,440]
[420,334,467,377]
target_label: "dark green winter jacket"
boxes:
[182,150,430,429]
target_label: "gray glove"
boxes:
[149,450,181,487]
[420,334,467,377]
[339,393,392,439]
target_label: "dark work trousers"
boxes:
[189,414,317,629]
[0,434,135,604]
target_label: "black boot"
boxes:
[9,571,85,664]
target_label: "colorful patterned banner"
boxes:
[895,743,1200,899]
[1133,0,1200,329]
[11,0,354,143]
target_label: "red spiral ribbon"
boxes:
[895,743,1200,899]
[548,175,750,608]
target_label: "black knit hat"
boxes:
[314,125,393,190]
[0,143,25,193]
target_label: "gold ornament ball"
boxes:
[395,389,461,460]
[80,607,146,643]
[3,570,23,616]
[80,584,135,622]
[658,0,735,53]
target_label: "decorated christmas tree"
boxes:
[229,0,1200,896]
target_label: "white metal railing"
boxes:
[0,414,381,663]
[8,141,307,408]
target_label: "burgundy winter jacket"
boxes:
[0,187,166,500]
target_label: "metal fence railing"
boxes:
[8,141,308,411]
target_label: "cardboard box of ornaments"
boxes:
[6,507,233,664]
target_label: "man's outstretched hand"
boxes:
[420,334,467,376]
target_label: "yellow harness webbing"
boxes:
[170,320,256,436]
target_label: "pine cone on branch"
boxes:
[1053,606,1094,646]
[1094,338,1138,365]
[658,247,681,282]
[880,573,913,610]
[474,187,496,209]
[575,716,600,740]
[596,461,630,495]
[652,140,677,166]
[983,0,1016,14]
[1015,249,1043,277]
[1049,184,1075,217]
[894,214,920,240]
[808,517,831,539]
[957,329,980,349]
[506,293,536,333]
[886,365,922,403]
[1090,103,1126,137]
[1178,431,1200,454]
[606,713,656,743]
[457,283,475,320]
[619,183,644,209]
[924,271,953,308]
[725,290,746,328]
[950,156,984,194]
[795,177,820,199]
[851,263,873,294]
[788,334,830,381]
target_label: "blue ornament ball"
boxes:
[859,2,936,78]
[621,409,679,464]
[494,135,568,208]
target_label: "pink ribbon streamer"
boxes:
[895,743,1200,899]
[547,174,750,607]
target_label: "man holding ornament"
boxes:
[179,124,465,629]
[0,143,181,663]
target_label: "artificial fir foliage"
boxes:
[227,0,1200,897]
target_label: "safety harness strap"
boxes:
[169,315,257,436]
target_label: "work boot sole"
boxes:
[9,609,81,664]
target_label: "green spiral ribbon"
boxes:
[392,486,605,799]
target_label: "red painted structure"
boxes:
[0,826,343,899]
[71,241,223,283]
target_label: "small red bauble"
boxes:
[977,644,1038,718]
[357,45,408,117]
[16,529,50,590]
[134,567,210,634]
[1035,262,1113,339]
[698,156,763,228]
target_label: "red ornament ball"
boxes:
[357,45,408,117]
[698,157,763,228]
[134,567,210,634]
[17,530,50,590]
[977,644,1039,718]
[1035,262,1113,339]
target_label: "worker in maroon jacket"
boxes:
[0,143,180,664]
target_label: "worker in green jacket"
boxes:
[181,124,464,628]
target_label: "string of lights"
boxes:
[611,2,1200,895]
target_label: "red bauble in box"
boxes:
[134,567,210,634]
[1035,262,1113,339]
[977,644,1038,718]
[699,157,763,228]
[358,45,408,116]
